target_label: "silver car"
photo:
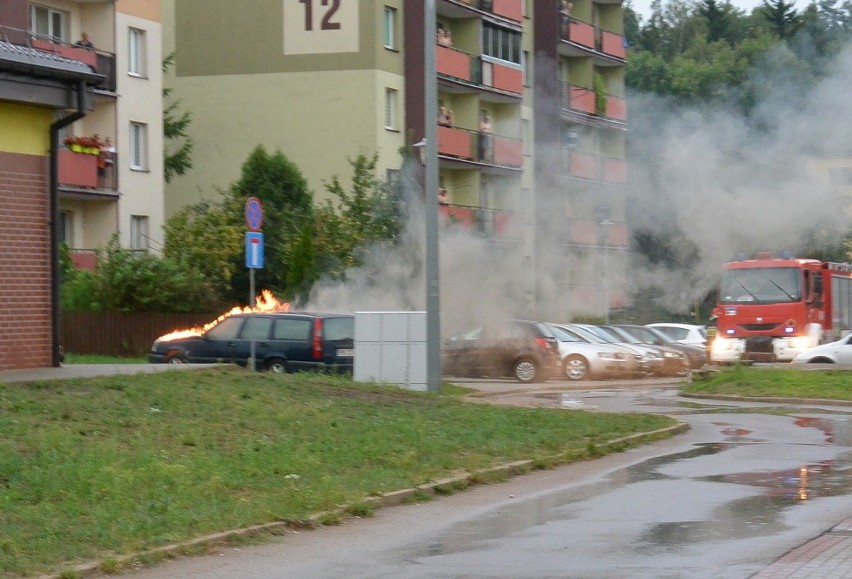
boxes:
[560,323,647,377]
[548,323,632,380]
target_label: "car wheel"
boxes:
[513,357,539,383]
[563,355,590,381]
[265,358,288,373]
[166,351,186,364]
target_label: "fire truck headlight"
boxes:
[725,329,735,335]
[785,326,794,334]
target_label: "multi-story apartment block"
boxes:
[0,0,163,370]
[163,0,627,319]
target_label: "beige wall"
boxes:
[163,69,406,215]
[116,0,162,23]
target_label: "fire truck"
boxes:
[710,252,852,362]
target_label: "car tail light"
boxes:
[312,318,323,360]
[535,337,557,352]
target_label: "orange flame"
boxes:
[155,290,290,342]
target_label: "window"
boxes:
[272,318,312,341]
[31,5,67,42]
[383,7,397,50]
[129,122,147,170]
[240,316,273,340]
[59,211,73,245]
[130,215,149,251]
[482,22,521,64]
[385,88,398,130]
[206,317,244,341]
[128,27,146,76]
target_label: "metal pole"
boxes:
[424,0,441,392]
[250,268,256,371]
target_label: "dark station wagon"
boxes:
[149,312,354,374]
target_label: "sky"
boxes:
[628,0,810,20]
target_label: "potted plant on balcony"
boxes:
[64,135,102,155]
[594,73,608,116]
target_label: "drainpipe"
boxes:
[49,80,88,367]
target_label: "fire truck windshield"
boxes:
[719,267,802,304]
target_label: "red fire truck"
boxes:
[710,252,852,362]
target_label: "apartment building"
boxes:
[0,0,163,370]
[163,0,628,319]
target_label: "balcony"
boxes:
[437,44,523,98]
[437,125,523,169]
[565,151,628,184]
[443,0,523,23]
[560,17,626,65]
[561,83,627,124]
[567,220,629,248]
[438,205,523,240]
[58,148,118,194]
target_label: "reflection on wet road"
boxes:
[373,407,851,578]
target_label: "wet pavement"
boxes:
[2,367,850,578]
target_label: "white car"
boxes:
[791,333,852,365]
[646,323,707,347]
[548,323,637,380]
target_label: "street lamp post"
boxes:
[423,0,441,392]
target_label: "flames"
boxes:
[155,289,290,342]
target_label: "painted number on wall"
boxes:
[283,0,358,55]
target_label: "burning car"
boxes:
[148,291,354,373]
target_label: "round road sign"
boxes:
[245,197,263,231]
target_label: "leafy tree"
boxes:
[225,145,314,301]
[163,198,243,299]
[314,152,403,281]
[286,223,318,305]
[162,53,193,183]
[61,237,219,313]
[759,0,802,39]
[697,0,735,42]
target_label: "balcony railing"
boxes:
[566,151,628,184]
[561,17,626,62]
[567,220,629,248]
[438,204,522,240]
[562,82,626,121]
[449,0,523,22]
[437,44,523,97]
[437,124,523,168]
[58,148,118,191]
[0,26,116,91]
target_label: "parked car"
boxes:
[791,333,852,365]
[547,323,633,380]
[149,311,355,373]
[568,323,656,377]
[442,320,561,383]
[646,323,707,347]
[588,325,688,376]
[616,324,708,370]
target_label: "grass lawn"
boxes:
[0,366,677,577]
[63,354,147,365]
[682,365,852,400]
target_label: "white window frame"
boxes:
[130,215,149,251]
[31,5,67,42]
[128,27,146,77]
[129,122,147,171]
[383,6,397,50]
[385,88,398,131]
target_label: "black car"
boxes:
[149,312,354,373]
[615,324,708,370]
[442,320,561,383]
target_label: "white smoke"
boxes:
[307,42,852,327]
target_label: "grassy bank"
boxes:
[0,367,676,577]
[682,365,852,400]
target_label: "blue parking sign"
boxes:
[245,231,264,269]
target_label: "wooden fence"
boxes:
[61,311,217,357]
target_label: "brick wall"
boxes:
[0,151,52,370]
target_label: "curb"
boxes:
[44,421,689,578]
[679,392,852,407]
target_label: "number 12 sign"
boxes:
[283,0,359,55]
